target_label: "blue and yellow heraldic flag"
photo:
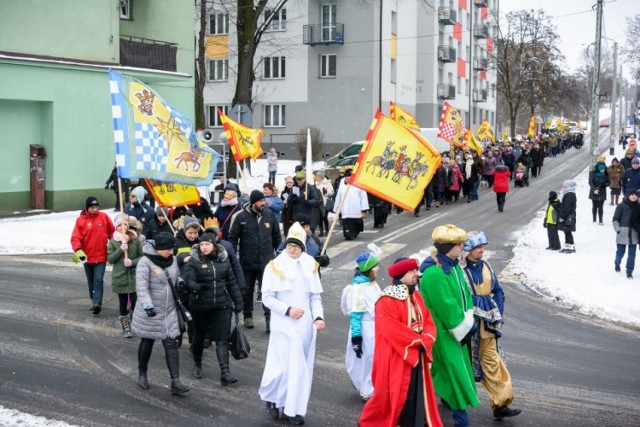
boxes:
[109,69,220,186]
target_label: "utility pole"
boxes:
[589,0,603,167]
[619,67,623,132]
[610,42,617,155]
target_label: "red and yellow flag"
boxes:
[437,102,465,147]
[145,178,200,208]
[502,128,509,142]
[476,119,495,142]
[528,116,536,139]
[349,110,441,212]
[218,109,265,162]
[463,128,483,154]
[390,101,420,130]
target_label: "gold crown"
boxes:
[135,89,155,103]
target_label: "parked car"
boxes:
[599,121,609,128]
[324,141,364,167]
[323,155,359,182]
[625,125,635,137]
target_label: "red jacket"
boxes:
[359,287,443,427]
[70,209,115,263]
[493,167,511,193]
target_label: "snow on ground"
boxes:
[0,405,79,427]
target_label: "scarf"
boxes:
[465,160,473,178]
[146,253,174,268]
[221,197,238,207]
[419,252,460,275]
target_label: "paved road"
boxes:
[1,128,639,426]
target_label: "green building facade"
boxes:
[0,0,195,211]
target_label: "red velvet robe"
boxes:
[359,286,443,427]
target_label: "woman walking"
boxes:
[589,158,610,225]
[607,158,625,206]
[493,165,511,212]
[184,232,244,385]
[131,232,189,395]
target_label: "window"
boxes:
[264,104,286,127]
[207,105,228,128]
[120,0,132,20]
[321,4,337,42]
[209,59,229,81]
[320,54,336,78]
[209,13,229,35]
[263,56,286,79]
[390,58,397,83]
[264,8,287,31]
[457,77,462,94]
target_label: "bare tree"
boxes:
[624,15,640,82]
[295,127,326,163]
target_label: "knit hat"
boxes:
[562,180,577,190]
[597,156,606,163]
[356,253,379,273]
[153,232,176,250]
[632,158,640,165]
[285,222,306,250]
[155,207,167,217]
[295,171,306,180]
[224,182,240,195]
[85,196,99,209]
[114,214,127,228]
[183,216,203,231]
[628,189,639,197]
[549,190,558,201]
[463,231,489,252]
[293,214,311,226]
[387,257,419,280]
[131,186,147,202]
[200,232,216,244]
[250,189,265,205]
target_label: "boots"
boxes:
[216,341,237,386]
[119,315,133,338]
[192,362,203,379]
[138,338,154,390]
[163,338,189,396]
[560,244,576,254]
[265,312,271,334]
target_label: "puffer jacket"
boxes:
[613,197,639,245]
[70,209,115,263]
[107,232,144,294]
[183,244,243,312]
[131,242,181,340]
[174,228,199,273]
[228,203,282,270]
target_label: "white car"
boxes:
[625,125,635,137]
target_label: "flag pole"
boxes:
[116,176,129,260]
[320,183,352,256]
[305,128,313,200]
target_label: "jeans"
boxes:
[452,410,470,427]
[83,262,106,307]
[615,244,636,273]
[471,181,480,200]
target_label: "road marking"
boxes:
[373,212,445,243]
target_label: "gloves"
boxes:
[351,336,363,359]
[144,303,156,317]
[558,218,565,223]
[314,254,330,267]
[123,258,133,267]
[120,243,128,251]
[234,304,244,314]
[72,249,87,264]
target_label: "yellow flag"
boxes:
[476,119,495,142]
[219,109,265,162]
[437,101,465,147]
[350,110,441,211]
[545,117,554,129]
[578,120,582,129]
[556,118,564,131]
[502,128,508,142]
[145,178,200,208]
[528,116,536,139]
[464,129,483,154]
[390,101,420,130]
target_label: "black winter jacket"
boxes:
[228,204,282,270]
[183,244,243,312]
[145,217,173,240]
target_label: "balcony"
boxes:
[438,45,457,63]
[473,89,488,102]
[438,84,456,99]
[473,23,490,39]
[303,23,344,46]
[120,36,177,72]
[474,0,488,7]
[473,57,488,70]
[438,7,457,25]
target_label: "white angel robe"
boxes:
[259,251,324,418]
[340,280,382,399]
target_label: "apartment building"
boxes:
[0,0,195,211]
[203,0,498,149]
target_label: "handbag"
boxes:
[163,270,192,333]
[228,313,251,360]
[564,213,576,227]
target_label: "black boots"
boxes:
[216,341,237,386]
[138,338,153,390]
[192,362,203,379]
[265,312,271,334]
[493,406,521,419]
[163,338,189,396]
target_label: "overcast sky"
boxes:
[499,0,635,79]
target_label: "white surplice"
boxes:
[259,251,324,417]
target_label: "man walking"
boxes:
[462,231,521,420]
[229,190,282,330]
[70,196,115,314]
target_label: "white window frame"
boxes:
[120,0,132,20]
[320,54,337,78]
[263,56,286,79]
[209,13,229,35]
[207,105,229,128]
[264,104,286,127]
[263,8,287,31]
[208,59,229,81]
[321,4,337,42]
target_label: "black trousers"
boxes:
[547,225,561,249]
[242,269,269,318]
[190,307,232,363]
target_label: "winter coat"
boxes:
[107,232,144,294]
[449,166,464,192]
[315,177,335,204]
[213,202,240,240]
[558,191,577,232]
[502,151,515,169]
[265,195,284,223]
[124,202,154,236]
[70,209,115,263]
[174,228,199,273]
[620,155,635,172]
[218,239,246,290]
[492,166,511,193]
[588,167,610,202]
[482,154,497,176]
[607,164,625,190]
[544,199,560,227]
[267,152,278,172]
[622,167,640,195]
[131,243,181,340]
[145,217,173,240]
[433,165,448,192]
[613,197,639,245]
[228,203,282,271]
[183,244,243,312]
[289,182,321,219]
[530,148,544,167]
